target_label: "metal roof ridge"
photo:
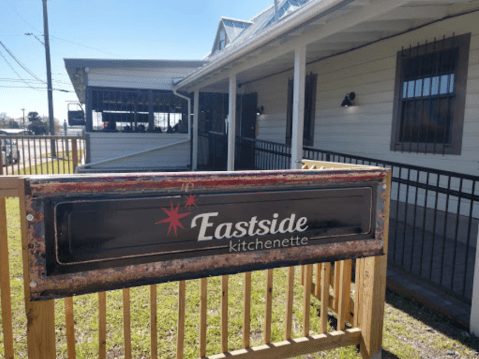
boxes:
[174,0,352,89]
[220,16,253,24]
[249,4,275,22]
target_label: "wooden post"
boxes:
[200,278,208,357]
[284,267,294,340]
[221,275,229,353]
[358,173,390,359]
[98,292,107,359]
[0,197,14,359]
[18,178,57,359]
[227,74,237,171]
[150,285,158,359]
[290,46,306,170]
[176,281,186,359]
[264,269,274,344]
[64,297,76,359]
[303,264,313,337]
[242,272,251,349]
[123,288,132,359]
[320,262,331,334]
[358,256,387,359]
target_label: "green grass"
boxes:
[3,151,82,176]
[1,193,479,358]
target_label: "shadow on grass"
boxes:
[382,349,401,359]
[385,289,479,352]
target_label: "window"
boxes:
[218,29,226,50]
[390,33,470,155]
[286,73,317,147]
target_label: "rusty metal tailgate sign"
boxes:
[23,169,389,300]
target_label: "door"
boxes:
[236,93,257,169]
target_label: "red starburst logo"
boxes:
[156,202,191,236]
[184,194,198,208]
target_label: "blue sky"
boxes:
[0,0,274,125]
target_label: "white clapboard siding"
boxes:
[251,11,479,177]
[88,66,198,90]
[88,133,190,169]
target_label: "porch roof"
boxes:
[174,0,479,93]
[65,59,207,103]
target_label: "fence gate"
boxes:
[0,153,390,359]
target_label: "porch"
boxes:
[205,132,479,313]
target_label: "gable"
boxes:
[211,18,252,55]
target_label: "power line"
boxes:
[0,85,48,89]
[0,84,72,92]
[4,0,125,58]
[0,77,72,86]
[4,0,42,33]
[50,35,124,58]
[0,48,39,91]
[0,40,46,83]
[25,32,44,45]
[0,40,72,90]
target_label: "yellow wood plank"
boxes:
[354,259,363,329]
[200,278,207,358]
[334,262,340,311]
[98,292,107,359]
[150,285,158,359]
[18,179,56,359]
[205,329,361,359]
[264,269,273,344]
[315,263,321,298]
[0,197,14,359]
[221,275,229,353]
[303,264,313,337]
[284,267,294,341]
[359,256,388,359]
[123,288,132,359]
[320,263,331,335]
[338,261,349,330]
[359,172,390,358]
[0,177,20,198]
[242,272,251,350]
[344,260,353,326]
[64,297,76,359]
[177,281,186,359]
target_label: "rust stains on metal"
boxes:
[26,169,389,197]
[29,238,383,300]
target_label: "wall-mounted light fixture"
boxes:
[256,106,265,115]
[341,92,355,107]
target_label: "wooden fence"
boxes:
[0,148,389,359]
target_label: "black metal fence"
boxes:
[207,132,478,303]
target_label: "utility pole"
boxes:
[42,0,56,156]
[21,108,25,130]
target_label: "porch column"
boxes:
[227,74,237,171]
[148,90,154,132]
[193,90,200,171]
[290,46,306,169]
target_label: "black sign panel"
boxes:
[47,187,373,275]
[24,169,389,300]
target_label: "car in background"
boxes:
[1,138,19,165]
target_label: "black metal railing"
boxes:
[206,132,478,303]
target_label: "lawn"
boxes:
[1,196,479,358]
